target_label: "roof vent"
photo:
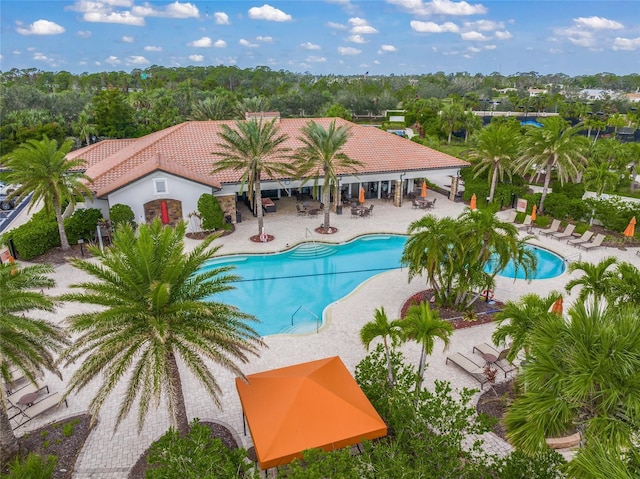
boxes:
[245,111,280,123]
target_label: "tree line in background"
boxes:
[1,66,640,156]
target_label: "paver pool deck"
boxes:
[10,192,640,478]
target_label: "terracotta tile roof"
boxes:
[69,118,468,197]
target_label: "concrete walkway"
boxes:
[12,192,640,478]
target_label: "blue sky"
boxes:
[1,0,639,76]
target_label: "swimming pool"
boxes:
[201,235,565,336]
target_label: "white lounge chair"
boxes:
[539,219,561,236]
[472,343,516,378]
[446,352,488,388]
[551,223,576,240]
[568,230,593,246]
[11,392,68,429]
[516,215,532,230]
[579,233,606,251]
[504,210,517,224]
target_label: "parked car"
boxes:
[0,182,18,210]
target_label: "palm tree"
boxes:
[360,307,403,388]
[505,302,640,466]
[564,257,618,302]
[294,120,362,231]
[211,118,292,238]
[469,122,520,203]
[1,136,94,250]
[583,159,621,196]
[397,301,453,390]
[59,220,265,435]
[0,262,69,464]
[609,261,640,305]
[439,100,465,144]
[492,292,560,362]
[515,117,589,213]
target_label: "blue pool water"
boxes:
[201,235,565,336]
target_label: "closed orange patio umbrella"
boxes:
[470,194,477,210]
[359,186,365,204]
[531,204,537,222]
[421,180,427,198]
[624,216,636,238]
[550,296,563,315]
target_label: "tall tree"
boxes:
[0,262,69,464]
[515,117,589,213]
[360,307,402,388]
[564,257,618,302]
[91,89,136,138]
[439,100,465,144]
[397,301,453,391]
[59,220,264,435]
[2,136,94,250]
[469,122,520,203]
[294,120,362,231]
[212,118,292,238]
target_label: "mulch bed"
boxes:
[401,289,504,330]
[2,414,93,479]
[127,421,239,479]
[476,379,516,441]
[249,233,275,243]
[315,226,338,234]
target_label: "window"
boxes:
[154,178,168,195]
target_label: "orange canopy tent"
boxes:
[235,356,387,470]
[531,204,537,222]
[470,193,477,210]
[624,216,636,238]
[421,180,428,198]
[359,187,365,204]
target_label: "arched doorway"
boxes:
[143,199,183,226]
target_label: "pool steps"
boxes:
[289,243,337,259]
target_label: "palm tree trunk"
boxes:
[539,160,553,214]
[255,175,264,237]
[383,337,395,388]
[416,348,427,391]
[0,406,19,464]
[167,352,189,437]
[322,177,331,230]
[54,200,70,250]
[489,162,499,203]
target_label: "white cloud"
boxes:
[574,16,623,30]
[306,55,326,63]
[349,35,368,44]
[16,19,65,35]
[144,45,162,51]
[300,42,321,50]
[378,44,397,53]
[494,30,512,40]
[612,37,640,51]
[127,55,149,64]
[214,12,230,24]
[410,20,459,33]
[189,54,204,62]
[338,46,361,55]
[213,39,227,48]
[257,36,273,42]
[464,20,504,32]
[327,21,348,30]
[248,4,292,22]
[122,35,134,43]
[132,1,199,18]
[83,11,145,26]
[105,55,121,65]
[388,0,486,16]
[461,31,489,41]
[77,30,92,38]
[188,36,212,47]
[240,38,259,47]
[484,44,496,50]
[349,17,378,34]
[564,30,596,48]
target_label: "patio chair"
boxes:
[296,204,307,217]
[445,352,488,388]
[568,230,593,246]
[11,392,68,429]
[551,223,576,240]
[578,233,606,251]
[539,219,561,236]
[504,210,517,224]
[471,343,516,377]
[412,199,419,210]
[350,207,360,219]
[368,204,374,216]
[429,199,437,209]
[516,215,532,230]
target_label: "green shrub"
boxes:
[543,193,570,219]
[62,419,80,437]
[551,180,585,200]
[197,194,224,231]
[3,453,57,479]
[496,450,566,479]
[534,215,552,229]
[574,222,590,235]
[64,208,103,244]
[109,203,135,228]
[2,210,60,260]
[145,419,252,479]
[586,196,640,232]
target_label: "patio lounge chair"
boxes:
[445,352,488,388]
[578,233,606,251]
[516,215,532,230]
[568,230,593,246]
[551,223,575,240]
[539,219,561,236]
[472,343,516,378]
[11,392,68,429]
[504,211,517,224]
